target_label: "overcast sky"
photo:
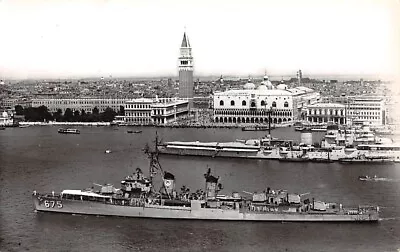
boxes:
[0,0,399,79]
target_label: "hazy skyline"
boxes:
[0,0,399,80]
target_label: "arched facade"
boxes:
[212,84,319,125]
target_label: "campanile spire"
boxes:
[178,30,194,108]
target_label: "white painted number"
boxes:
[44,200,63,208]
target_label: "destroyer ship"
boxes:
[32,138,379,222]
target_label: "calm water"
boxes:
[1,126,400,252]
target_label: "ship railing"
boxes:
[144,203,191,211]
[33,191,61,199]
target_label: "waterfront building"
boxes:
[31,98,128,113]
[124,98,153,125]
[321,95,385,126]
[124,97,189,125]
[347,96,385,126]
[178,31,194,109]
[213,76,320,124]
[306,103,346,124]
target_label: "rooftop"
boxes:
[307,103,346,108]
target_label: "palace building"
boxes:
[213,76,320,124]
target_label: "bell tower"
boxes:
[178,31,194,108]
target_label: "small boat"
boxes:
[19,125,30,128]
[294,126,305,131]
[340,155,394,164]
[105,150,112,154]
[58,128,80,134]
[359,175,388,182]
[127,130,133,133]
[133,130,142,134]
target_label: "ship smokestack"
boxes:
[163,171,175,195]
[204,168,219,200]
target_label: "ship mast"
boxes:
[144,132,172,199]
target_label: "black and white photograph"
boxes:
[0,0,399,251]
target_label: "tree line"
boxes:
[15,105,124,122]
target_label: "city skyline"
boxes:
[0,0,399,80]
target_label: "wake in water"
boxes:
[379,217,400,221]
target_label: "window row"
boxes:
[219,100,289,108]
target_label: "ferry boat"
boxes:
[58,128,80,134]
[32,139,379,222]
[242,126,274,131]
[127,130,142,134]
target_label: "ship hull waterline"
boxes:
[32,196,379,222]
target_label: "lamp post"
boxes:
[264,104,273,135]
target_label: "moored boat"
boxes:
[242,126,274,131]
[339,156,394,164]
[58,128,80,134]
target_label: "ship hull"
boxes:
[32,195,379,222]
[158,144,400,163]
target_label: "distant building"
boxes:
[1,98,31,110]
[322,95,385,126]
[347,96,385,126]
[193,96,212,109]
[31,98,128,113]
[178,31,194,109]
[213,76,320,124]
[124,97,189,125]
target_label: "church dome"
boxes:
[259,75,273,89]
[277,84,288,90]
[257,84,268,91]
[243,79,255,90]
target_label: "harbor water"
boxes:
[1,126,400,252]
